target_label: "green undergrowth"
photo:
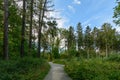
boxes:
[0,57,50,80]
[106,54,120,62]
[64,57,120,80]
[53,59,67,64]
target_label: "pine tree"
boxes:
[29,0,34,50]
[3,0,9,60]
[84,26,93,58]
[77,22,83,51]
[37,0,47,57]
[113,0,120,26]
[20,0,26,57]
[67,26,76,56]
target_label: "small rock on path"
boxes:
[44,62,72,80]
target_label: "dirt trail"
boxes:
[44,62,72,80]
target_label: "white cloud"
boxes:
[58,17,69,28]
[114,26,120,33]
[73,0,81,5]
[82,20,90,26]
[46,11,69,28]
[68,5,75,13]
[116,27,120,32]
[82,18,93,26]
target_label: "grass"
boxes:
[0,57,50,80]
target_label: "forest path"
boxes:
[44,62,72,80]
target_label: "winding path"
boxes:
[44,62,72,80]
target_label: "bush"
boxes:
[53,59,67,64]
[68,48,78,57]
[0,57,50,80]
[52,47,60,59]
[107,54,120,62]
[78,49,96,58]
[60,52,69,59]
[65,58,120,80]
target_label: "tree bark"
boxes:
[106,44,108,58]
[87,49,89,59]
[37,11,42,58]
[3,0,9,60]
[37,0,47,58]
[20,0,26,58]
[29,0,33,50]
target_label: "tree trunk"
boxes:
[33,29,35,47]
[20,0,26,58]
[37,11,42,58]
[29,0,33,50]
[37,0,47,58]
[3,0,9,60]
[106,44,108,58]
[87,49,90,59]
[42,48,45,57]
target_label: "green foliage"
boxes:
[65,58,120,80]
[107,54,120,62]
[78,49,87,58]
[53,59,67,64]
[60,51,70,59]
[77,22,83,51]
[68,26,76,51]
[47,20,58,38]
[0,0,3,57]
[76,49,96,58]
[52,46,60,59]
[68,47,78,57]
[113,0,120,26]
[84,26,93,49]
[0,57,50,80]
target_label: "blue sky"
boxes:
[53,0,116,30]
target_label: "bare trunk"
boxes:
[87,49,89,59]
[37,12,42,58]
[42,48,45,57]
[37,0,47,58]
[20,0,26,58]
[29,0,33,50]
[3,0,9,60]
[106,44,108,58]
[33,29,36,47]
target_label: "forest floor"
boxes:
[44,62,72,80]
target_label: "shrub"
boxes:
[53,59,67,64]
[0,57,50,80]
[107,54,120,62]
[65,58,120,80]
[52,47,60,59]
